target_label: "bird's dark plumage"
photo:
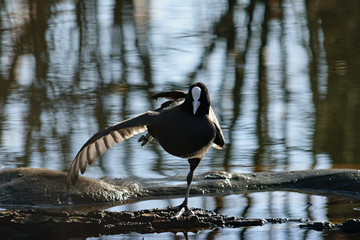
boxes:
[66,82,225,217]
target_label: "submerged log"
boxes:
[300,219,360,233]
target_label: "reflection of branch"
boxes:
[305,0,322,168]
[186,1,238,83]
[278,1,291,169]
[20,1,51,166]
[222,0,254,170]
[187,40,216,82]
[0,0,24,105]
[254,0,270,171]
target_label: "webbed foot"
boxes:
[168,204,195,219]
[138,133,153,147]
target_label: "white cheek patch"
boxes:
[192,87,201,101]
[192,86,201,115]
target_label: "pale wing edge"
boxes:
[66,125,147,187]
[209,106,225,149]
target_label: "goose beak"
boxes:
[192,86,201,115]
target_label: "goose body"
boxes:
[67,82,225,217]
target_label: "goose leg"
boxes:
[169,158,201,218]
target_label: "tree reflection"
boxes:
[0,0,359,173]
[0,0,359,178]
[307,0,360,165]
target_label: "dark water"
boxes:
[1,0,360,239]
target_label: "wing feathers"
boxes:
[209,106,225,149]
[79,151,87,174]
[111,131,123,143]
[66,111,158,187]
[87,144,97,165]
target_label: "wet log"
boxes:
[0,207,303,239]
[1,207,359,239]
[300,219,360,233]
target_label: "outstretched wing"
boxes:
[209,106,225,149]
[66,111,159,187]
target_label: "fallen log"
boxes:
[0,168,360,206]
[1,207,359,239]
